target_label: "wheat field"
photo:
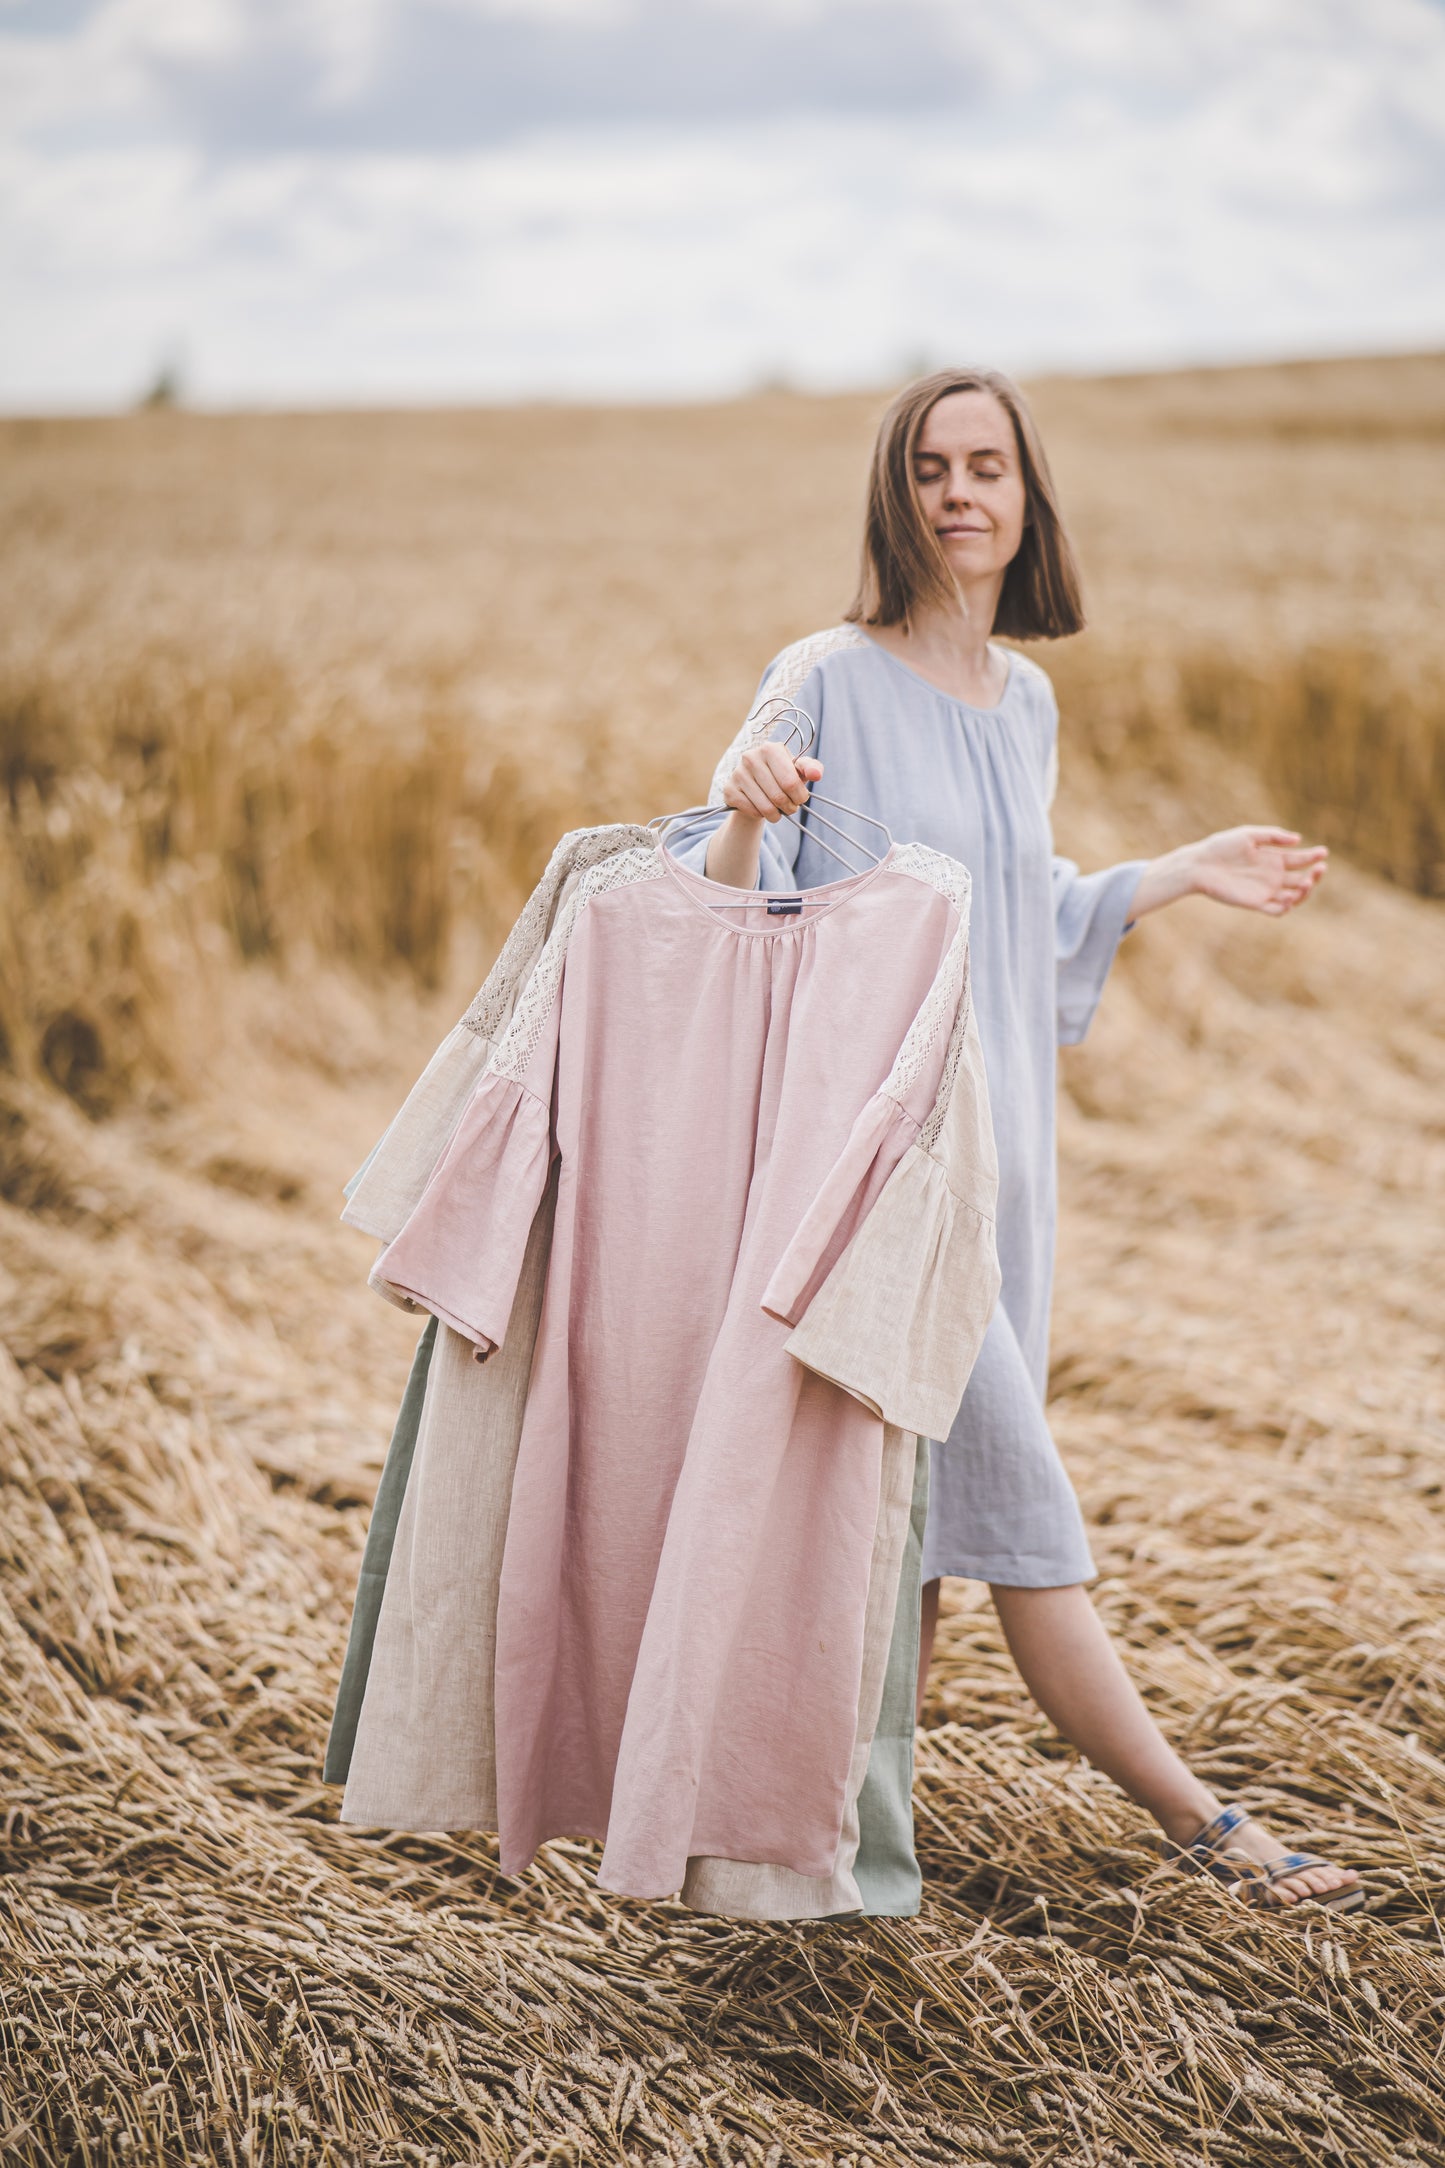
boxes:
[2,354,1444,2167]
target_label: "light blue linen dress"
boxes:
[675,627,1145,1587]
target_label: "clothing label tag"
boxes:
[766,898,803,916]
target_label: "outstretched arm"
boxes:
[1129,827,1329,921]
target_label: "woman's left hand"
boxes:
[1131,827,1329,920]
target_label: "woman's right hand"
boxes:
[703,743,823,887]
[721,745,823,825]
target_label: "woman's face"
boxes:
[911,390,1028,586]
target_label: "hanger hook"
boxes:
[749,694,817,764]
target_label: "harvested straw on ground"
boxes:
[2,356,1444,2166]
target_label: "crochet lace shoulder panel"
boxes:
[706,624,867,804]
[890,840,971,916]
[462,823,656,1043]
[1008,647,1056,703]
[881,847,974,1153]
[487,844,665,1086]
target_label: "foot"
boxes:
[1162,1801,1360,1907]
[1215,1813,1360,1906]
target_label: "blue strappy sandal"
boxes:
[1164,1803,1366,1913]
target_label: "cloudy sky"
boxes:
[2,0,1444,409]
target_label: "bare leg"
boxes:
[918,1577,1358,1904]
[916,1575,940,1724]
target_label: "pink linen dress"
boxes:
[372,842,963,1898]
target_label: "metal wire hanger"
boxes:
[650,698,893,906]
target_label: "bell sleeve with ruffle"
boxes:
[341,822,654,1244]
[1052,856,1147,1046]
[367,932,566,1359]
[763,871,1002,1441]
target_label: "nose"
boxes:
[941,463,973,508]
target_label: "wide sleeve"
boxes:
[341,1021,496,1243]
[763,889,1002,1440]
[340,824,653,1242]
[367,920,567,1357]
[1052,857,1146,1046]
[1038,672,1146,1046]
[760,1093,921,1328]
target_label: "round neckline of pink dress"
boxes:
[659,838,898,935]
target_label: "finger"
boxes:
[763,745,820,806]
[749,746,812,810]
[729,767,783,818]
[726,771,785,822]
[757,745,821,780]
[1248,826,1302,845]
[740,756,802,816]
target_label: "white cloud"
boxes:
[0,0,1442,407]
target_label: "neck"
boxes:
[863,574,1011,707]
[898,576,1001,663]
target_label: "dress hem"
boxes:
[921,1549,1099,1588]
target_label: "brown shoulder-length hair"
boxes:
[845,367,1084,638]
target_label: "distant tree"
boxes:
[138,357,185,409]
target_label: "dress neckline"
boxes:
[855,629,1015,714]
[659,839,898,937]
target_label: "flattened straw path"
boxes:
[3,867,1445,2168]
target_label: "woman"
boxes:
[690,368,1359,1911]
